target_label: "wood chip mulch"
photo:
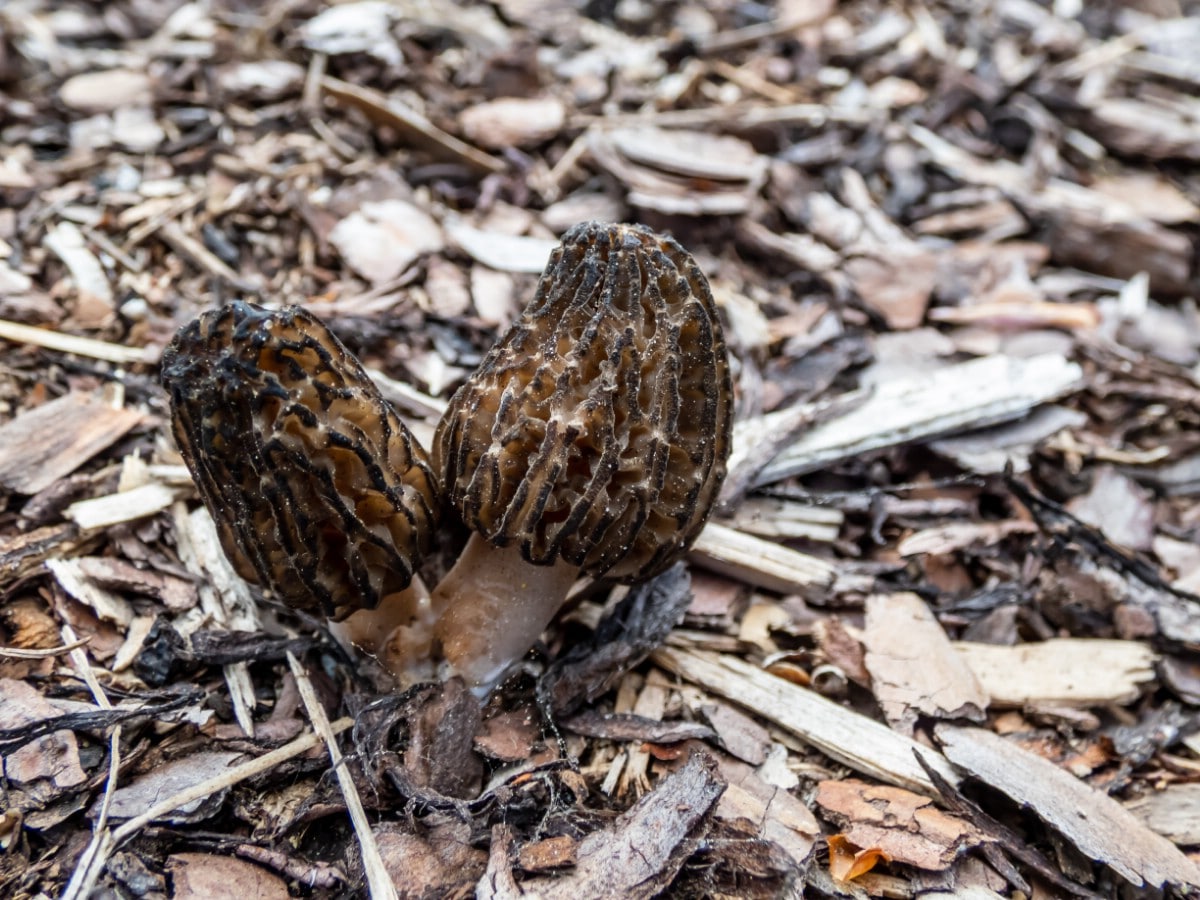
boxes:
[1,0,1199,897]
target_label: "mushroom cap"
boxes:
[435,221,732,582]
[161,301,440,620]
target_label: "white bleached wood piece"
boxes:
[652,646,959,794]
[954,639,1157,708]
[65,484,180,530]
[753,353,1083,485]
[690,522,836,594]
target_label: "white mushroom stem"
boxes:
[429,533,580,694]
[328,576,439,685]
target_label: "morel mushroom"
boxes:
[432,221,732,691]
[161,302,441,673]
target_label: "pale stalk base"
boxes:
[430,534,579,695]
[328,575,438,685]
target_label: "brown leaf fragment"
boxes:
[863,593,988,734]
[0,678,87,790]
[376,819,487,900]
[937,725,1200,890]
[403,679,483,799]
[817,779,983,871]
[813,617,870,687]
[0,393,143,495]
[512,750,726,900]
[166,853,288,900]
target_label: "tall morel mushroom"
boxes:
[161,301,442,674]
[433,221,733,691]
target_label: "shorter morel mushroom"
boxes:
[161,302,442,677]
[432,221,732,692]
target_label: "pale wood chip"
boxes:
[954,639,1157,708]
[652,647,960,794]
[936,725,1200,889]
[863,593,988,734]
[0,393,143,495]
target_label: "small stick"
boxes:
[0,318,152,365]
[287,652,397,900]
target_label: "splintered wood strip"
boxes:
[109,718,352,845]
[756,353,1084,485]
[321,76,504,174]
[0,318,153,365]
[652,647,960,794]
[64,484,180,530]
[59,623,121,900]
[724,497,843,542]
[954,639,1158,708]
[690,522,835,594]
[0,393,143,494]
[936,725,1200,890]
[173,504,260,737]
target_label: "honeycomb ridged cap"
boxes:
[162,301,440,619]
[435,221,732,582]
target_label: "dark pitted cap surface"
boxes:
[435,221,732,581]
[162,302,439,619]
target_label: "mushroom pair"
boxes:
[161,222,732,694]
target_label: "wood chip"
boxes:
[756,353,1084,485]
[816,778,985,871]
[444,219,557,273]
[652,647,960,794]
[864,593,988,734]
[0,393,143,495]
[936,725,1200,889]
[1127,784,1200,847]
[954,639,1157,708]
[691,522,836,594]
[487,750,725,900]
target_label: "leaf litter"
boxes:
[1,0,1199,896]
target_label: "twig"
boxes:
[287,652,397,900]
[60,624,120,900]
[321,76,504,175]
[62,716,355,895]
[0,637,89,659]
[0,318,152,365]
